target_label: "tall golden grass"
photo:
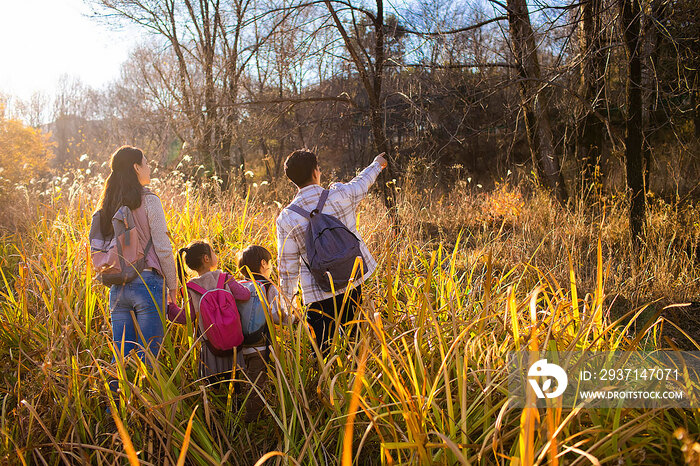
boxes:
[0,168,699,465]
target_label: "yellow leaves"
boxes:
[481,183,524,223]
[0,112,54,188]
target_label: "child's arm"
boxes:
[226,274,251,301]
[266,284,296,324]
[167,302,186,323]
[266,285,281,324]
[167,292,196,324]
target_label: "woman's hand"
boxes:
[168,289,178,304]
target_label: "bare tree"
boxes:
[577,0,606,190]
[322,0,398,212]
[14,92,51,128]
[505,0,568,204]
[93,0,287,191]
[619,0,646,247]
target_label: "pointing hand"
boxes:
[374,153,388,169]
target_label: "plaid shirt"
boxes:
[276,160,383,305]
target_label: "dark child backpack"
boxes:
[187,272,244,355]
[287,189,367,292]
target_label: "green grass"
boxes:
[0,172,699,465]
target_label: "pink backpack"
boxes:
[187,273,244,353]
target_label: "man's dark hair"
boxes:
[284,149,318,187]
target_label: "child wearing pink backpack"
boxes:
[168,240,250,382]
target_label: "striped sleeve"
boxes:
[331,160,383,207]
[276,214,300,308]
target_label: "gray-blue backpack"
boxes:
[287,189,367,292]
[237,279,271,344]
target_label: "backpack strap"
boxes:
[252,279,272,296]
[216,272,228,289]
[186,281,208,295]
[287,189,330,219]
[313,189,330,217]
[258,278,272,294]
[287,203,310,219]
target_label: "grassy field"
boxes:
[1,167,700,465]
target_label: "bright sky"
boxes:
[0,0,143,102]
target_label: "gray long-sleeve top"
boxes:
[144,194,178,290]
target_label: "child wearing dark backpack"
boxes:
[168,240,250,383]
[236,245,285,421]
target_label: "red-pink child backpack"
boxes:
[186,272,244,353]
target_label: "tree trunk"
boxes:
[641,0,667,193]
[620,0,646,248]
[692,68,700,137]
[371,0,398,216]
[577,0,605,192]
[259,137,273,182]
[236,145,247,198]
[507,0,568,205]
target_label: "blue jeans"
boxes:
[109,270,165,362]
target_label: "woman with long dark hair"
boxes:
[97,145,177,360]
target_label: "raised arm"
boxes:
[331,154,387,207]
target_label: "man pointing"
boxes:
[276,149,388,355]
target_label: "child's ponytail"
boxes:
[177,247,189,288]
[177,241,213,285]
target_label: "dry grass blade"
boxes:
[111,410,140,466]
[253,451,302,466]
[516,287,544,466]
[559,445,601,465]
[21,400,72,465]
[176,406,198,466]
[342,340,369,466]
[428,431,472,465]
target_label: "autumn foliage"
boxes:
[0,104,53,191]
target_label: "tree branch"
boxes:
[217,94,357,107]
[392,62,516,69]
[397,15,509,36]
